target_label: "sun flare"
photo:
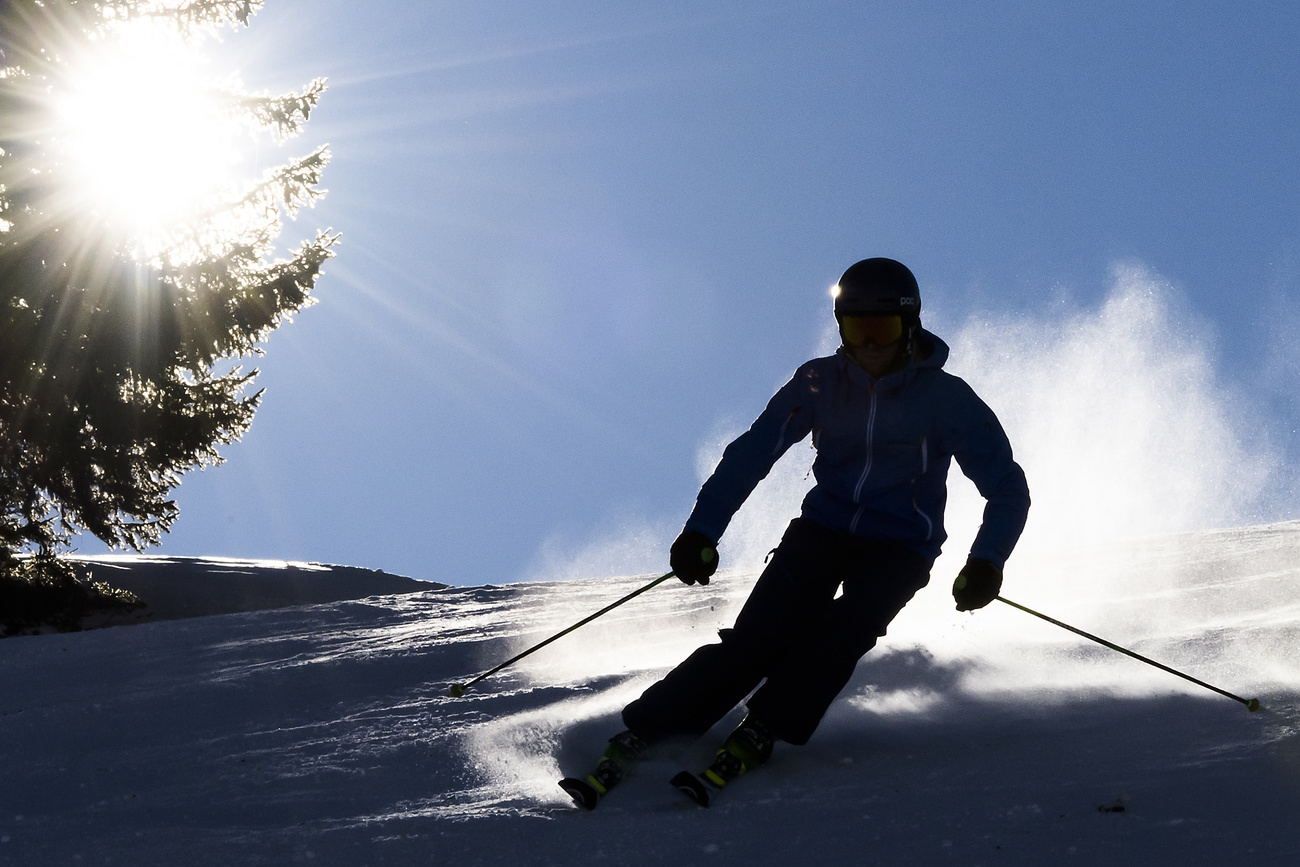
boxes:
[50,24,254,251]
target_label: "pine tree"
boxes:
[0,0,338,629]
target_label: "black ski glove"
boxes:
[670,530,718,586]
[952,557,1002,611]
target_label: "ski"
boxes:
[670,770,715,808]
[558,776,602,811]
[671,729,761,808]
[558,730,647,811]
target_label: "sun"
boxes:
[50,22,255,253]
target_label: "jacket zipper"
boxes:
[849,386,878,533]
[773,407,801,457]
[912,497,934,541]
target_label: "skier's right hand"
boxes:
[952,557,1002,611]
[670,530,718,586]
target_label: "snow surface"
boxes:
[3,523,1300,865]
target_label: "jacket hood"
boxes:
[912,328,949,370]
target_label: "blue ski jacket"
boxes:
[684,331,1030,568]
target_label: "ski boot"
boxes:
[672,713,775,807]
[559,729,648,810]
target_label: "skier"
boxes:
[562,257,1031,808]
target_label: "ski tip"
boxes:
[670,770,711,808]
[559,777,600,811]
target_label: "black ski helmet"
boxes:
[832,258,921,319]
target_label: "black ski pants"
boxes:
[623,517,931,746]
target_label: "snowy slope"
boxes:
[68,555,438,625]
[2,523,1299,866]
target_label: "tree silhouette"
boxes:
[0,0,337,626]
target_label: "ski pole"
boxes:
[448,571,677,698]
[995,596,1262,712]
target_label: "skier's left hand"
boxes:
[952,557,1002,611]
[670,530,718,586]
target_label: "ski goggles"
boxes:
[838,314,904,347]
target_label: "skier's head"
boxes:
[831,258,922,364]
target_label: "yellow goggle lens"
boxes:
[840,315,903,347]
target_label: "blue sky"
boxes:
[77,1,1300,584]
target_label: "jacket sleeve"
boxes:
[683,369,814,543]
[950,384,1031,568]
